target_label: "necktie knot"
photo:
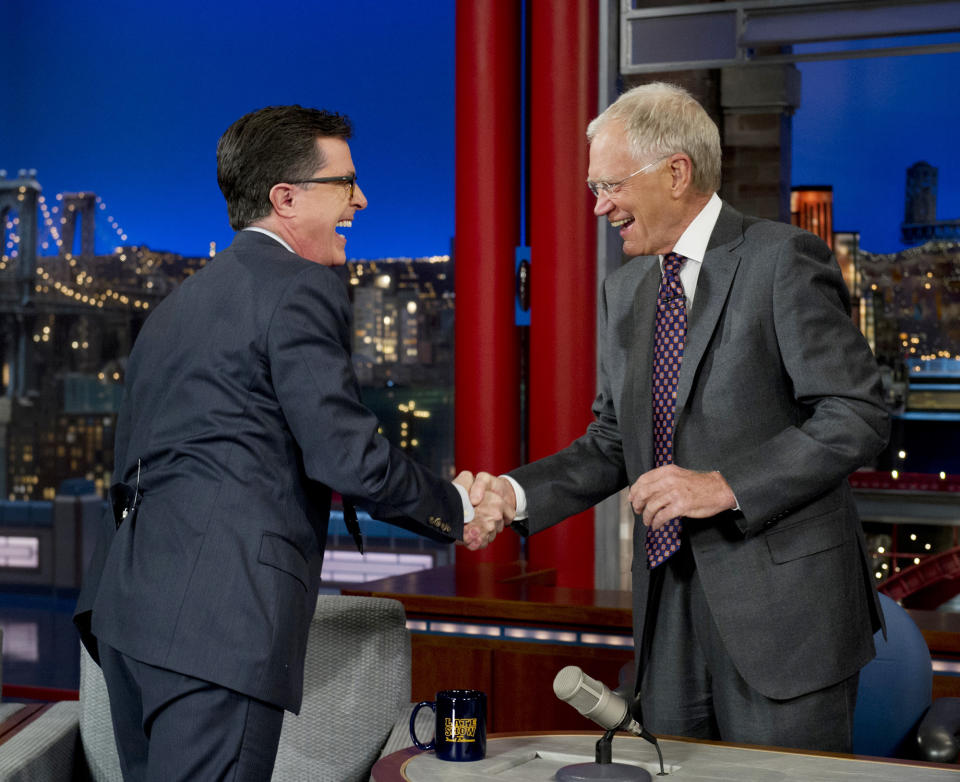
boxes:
[663,252,685,277]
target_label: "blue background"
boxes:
[3,2,958,258]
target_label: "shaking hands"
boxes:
[454,471,518,551]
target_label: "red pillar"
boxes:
[527,0,598,588]
[454,0,522,566]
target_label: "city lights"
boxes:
[1,182,452,499]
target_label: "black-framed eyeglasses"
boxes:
[288,174,356,200]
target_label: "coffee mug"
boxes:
[409,689,487,761]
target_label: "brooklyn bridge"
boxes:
[0,171,200,400]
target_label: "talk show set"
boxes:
[3,2,960,781]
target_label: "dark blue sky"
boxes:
[4,3,958,258]
[792,37,960,253]
[3,0,455,259]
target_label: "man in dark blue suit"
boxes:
[74,105,510,781]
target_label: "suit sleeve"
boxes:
[509,280,629,535]
[719,231,889,535]
[267,264,463,542]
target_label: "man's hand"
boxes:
[628,465,736,530]
[468,471,517,513]
[454,470,516,550]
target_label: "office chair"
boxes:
[0,595,420,782]
[852,592,932,758]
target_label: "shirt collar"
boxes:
[669,192,722,265]
[242,226,295,255]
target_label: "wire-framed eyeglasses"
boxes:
[586,156,668,198]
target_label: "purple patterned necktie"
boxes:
[646,252,687,568]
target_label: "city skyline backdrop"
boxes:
[3,2,959,258]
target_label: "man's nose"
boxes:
[593,191,613,216]
[353,183,368,210]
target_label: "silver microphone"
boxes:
[553,665,644,736]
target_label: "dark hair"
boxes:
[216,105,353,230]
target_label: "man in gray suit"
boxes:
[471,83,888,751]
[74,105,509,781]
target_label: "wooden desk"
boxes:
[343,562,632,628]
[343,563,635,733]
[372,732,960,781]
[345,561,960,707]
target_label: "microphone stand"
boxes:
[556,728,663,781]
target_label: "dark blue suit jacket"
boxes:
[75,230,461,712]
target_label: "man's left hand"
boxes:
[628,465,736,530]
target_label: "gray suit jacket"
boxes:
[75,230,462,713]
[511,202,889,700]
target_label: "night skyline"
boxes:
[4,3,959,258]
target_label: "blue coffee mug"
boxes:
[409,689,487,761]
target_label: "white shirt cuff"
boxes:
[501,474,528,520]
[453,483,475,524]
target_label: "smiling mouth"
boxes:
[610,217,634,228]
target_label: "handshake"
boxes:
[454,471,518,552]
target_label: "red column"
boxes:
[527,0,599,588]
[454,0,522,566]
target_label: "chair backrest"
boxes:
[79,643,124,781]
[272,594,411,782]
[78,595,410,782]
[852,593,932,757]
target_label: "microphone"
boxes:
[553,665,644,736]
[553,665,665,778]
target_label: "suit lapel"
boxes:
[620,258,661,473]
[676,204,745,412]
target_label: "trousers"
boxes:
[99,643,285,781]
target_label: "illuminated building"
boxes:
[790,185,833,249]
[346,256,454,388]
[902,161,960,245]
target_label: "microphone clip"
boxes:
[595,728,617,765]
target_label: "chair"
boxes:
[273,594,421,780]
[852,592,932,758]
[0,595,423,781]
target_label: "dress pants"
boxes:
[638,540,860,753]
[99,644,285,782]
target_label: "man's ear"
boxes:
[668,154,694,198]
[269,183,297,217]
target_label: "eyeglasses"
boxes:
[586,156,668,198]
[289,174,357,201]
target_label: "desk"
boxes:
[343,563,635,732]
[372,732,960,781]
[345,562,960,707]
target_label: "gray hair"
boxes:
[587,82,721,194]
